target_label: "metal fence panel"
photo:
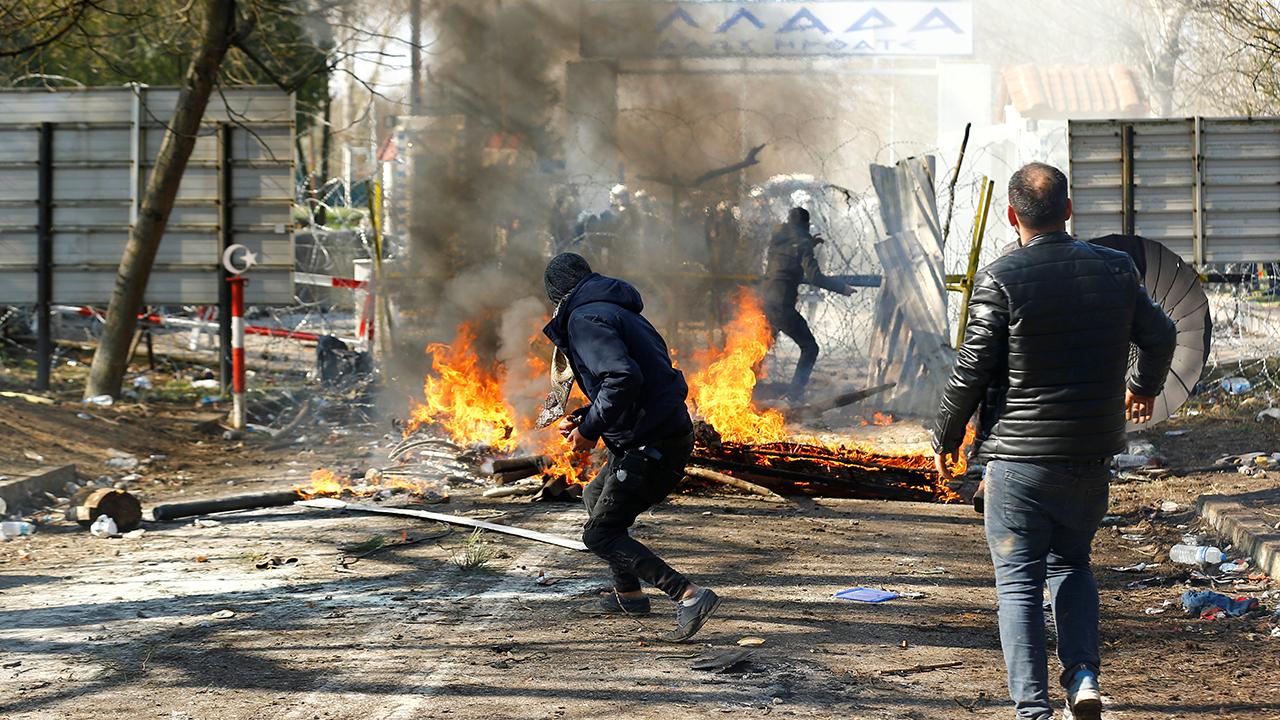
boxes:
[0,86,294,305]
[1069,117,1280,264]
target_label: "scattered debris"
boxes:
[211,609,236,619]
[1112,562,1160,573]
[89,515,118,538]
[1256,408,1280,423]
[736,636,766,647]
[0,521,35,540]
[879,660,964,676]
[252,554,299,570]
[22,449,45,463]
[835,587,900,603]
[1181,590,1260,618]
[691,649,753,673]
[0,391,55,405]
[1221,377,1252,394]
[1144,600,1175,615]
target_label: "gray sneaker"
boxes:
[1067,669,1102,720]
[666,588,721,642]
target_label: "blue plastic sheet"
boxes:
[834,587,900,603]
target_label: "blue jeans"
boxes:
[984,459,1110,720]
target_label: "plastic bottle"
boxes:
[0,521,35,540]
[1169,544,1225,565]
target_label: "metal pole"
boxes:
[228,275,246,430]
[954,177,994,349]
[1121,123,1135,237]
[36,122,54,391]
[217,123,233,393]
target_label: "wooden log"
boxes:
[685,466,783,500]
[493,466,542,485]
[68,487,143,531]
[690,455,932,502]
[481,455,549,475]
[789,383,897,418]
[151,489,301,521]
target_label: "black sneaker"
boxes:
[598,590,651,616]
[666,588,721,642]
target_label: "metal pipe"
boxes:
[1121,123,1135,237]
[36,122,53,390]
[217,123,234,393]
[228,275,246,430]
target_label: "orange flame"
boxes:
[688,289,786,444]
[405,325,518,452]
[295,467,451,500]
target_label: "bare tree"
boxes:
[85,0,246,397]
[1195,0,1280,112]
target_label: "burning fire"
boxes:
[295,468,451,500]
[688,289,786,444]
[294,466,450,499]
[397,292,971,503]
[405,325,518,452]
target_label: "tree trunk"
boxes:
[84,0,238,398]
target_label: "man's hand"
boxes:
[1125,389,1157,424]
[556,414,581,439]
[934,451,959,481]
[567,427,597,453]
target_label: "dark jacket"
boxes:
[543,273,692,452]
[762,223,847,308]
[933,232,1177,461]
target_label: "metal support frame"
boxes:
[35,122,54,390]
[1120,123,1135,237]
[1191,117,1205,267]
[216,123,234,393]
[951,176,994,349]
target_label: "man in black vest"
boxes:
[542,252,721,642]
[933,163,1176,720]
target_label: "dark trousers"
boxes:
[984,459,1110,720]
[581,433,694,600]
[765,302,819,395]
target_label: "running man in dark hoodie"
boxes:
[541,252,721,642]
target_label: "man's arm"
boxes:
[933,270,1010,455]
[568,313,644,442]
[800,241,854,295]
[1128,282,1177,398]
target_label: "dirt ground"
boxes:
[2,357,1280,719]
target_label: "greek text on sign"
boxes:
[582,1,974,58]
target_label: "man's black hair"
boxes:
[787,206,809,227]
[544,252,592,305]
[1008,162,1069,229]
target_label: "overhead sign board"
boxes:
[582,1,974,59]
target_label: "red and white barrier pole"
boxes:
[228,275,247,430]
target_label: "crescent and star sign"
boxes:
[221,244,259,275]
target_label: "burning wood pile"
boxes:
[369,292,965,505]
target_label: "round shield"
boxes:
[1089,235,1211,430]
